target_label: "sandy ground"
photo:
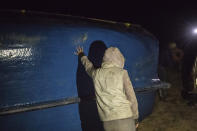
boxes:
[138,70,197,131]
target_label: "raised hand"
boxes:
[74,46,84,55]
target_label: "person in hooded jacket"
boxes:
[75,46,139,131]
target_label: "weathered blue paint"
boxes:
[0,104,81,131]
[0,11,165,131]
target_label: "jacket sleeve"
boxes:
[123,70,139,119]
[79,53,96,78]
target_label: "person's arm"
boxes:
[75,46,95,77]
[123,70,139,119]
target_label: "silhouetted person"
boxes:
[158,42,183,100]
[181,40,197,105]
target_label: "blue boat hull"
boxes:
[0,11,163,131]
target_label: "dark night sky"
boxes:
[1,1,197,47]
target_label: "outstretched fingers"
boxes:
[74,46,84,55]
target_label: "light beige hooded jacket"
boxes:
[80,47,139,121]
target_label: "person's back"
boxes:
[75,46,139,131]
[94,64,133,121]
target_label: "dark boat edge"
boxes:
[0,9,158,41]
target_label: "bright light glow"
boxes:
[193,28,197,34]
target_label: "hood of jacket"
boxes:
[102,47,125,68]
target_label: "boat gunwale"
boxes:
[0,9,157,41]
